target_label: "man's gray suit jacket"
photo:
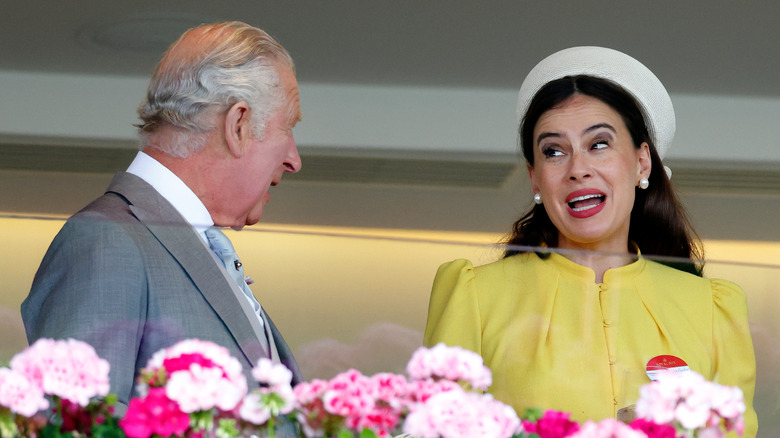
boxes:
[22,172,303,410]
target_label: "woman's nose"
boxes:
[568,151,592,181]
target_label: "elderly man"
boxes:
[22,21,303,413]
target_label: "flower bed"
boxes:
[0,339,745,438]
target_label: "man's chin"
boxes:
[244,211,264,227]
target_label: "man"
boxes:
[21,21,303,412]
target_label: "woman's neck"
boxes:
[557,237,635,283]
[563,251,634,283]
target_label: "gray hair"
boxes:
[137,21,295,158]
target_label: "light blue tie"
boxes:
[204,227,265,329]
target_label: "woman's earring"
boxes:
[639,178,649,190]
[533,193,542,204]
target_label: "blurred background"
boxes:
[1,1,779,435]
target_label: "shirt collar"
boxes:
[126,151,213,242]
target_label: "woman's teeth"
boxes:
[568,194,604,211]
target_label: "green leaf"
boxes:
[102,394,118,407]
[261,392,287,417]
[39,424,64,438]
[91,416,126,438]
[190,410,215,432]
[0,410,19,438]
[521,407,544,422]
[215,418,239,438]
[336,428,354,438]
[359,428,380,438]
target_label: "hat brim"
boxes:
[516,46,675,160]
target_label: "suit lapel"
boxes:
[106,173,268,367]
[264,311,303,385]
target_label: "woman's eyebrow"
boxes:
[536,132,561,145]
[583,123,616,135]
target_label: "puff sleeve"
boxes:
[712,279,757,438]
[423,259,482,356]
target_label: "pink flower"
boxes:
[294,370,410,437]
[119,387,190,438]
[239,358,297,426]
[570,418,647,438]
[162,353,220,376]
[240,385,296,426]
[635,370,745,434]
[293,379,331,436]
[368,373,408,405]
[0,367,49,416]
[406,343,492,390]
[628,418,676,438]
[696,427,726,438]
[405,378,460,406]
[251,358,293,388]
[710,385,746,420]
[9,338,110,407]
[403,390,520,438]
[521,410,580,438]
[144,339,247,413]
[322,370,373,423]
[294,379,329,406]
[165,363,245,413]
[239,392,273,426]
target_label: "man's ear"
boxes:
[224,101,252,158]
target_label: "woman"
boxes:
[423,47,757,436]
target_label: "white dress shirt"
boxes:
[126,152,265,328]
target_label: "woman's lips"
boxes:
[566,189,606,219]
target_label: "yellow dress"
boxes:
[423,252,757,437]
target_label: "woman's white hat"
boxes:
[516,46,675,160]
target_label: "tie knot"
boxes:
[205,227,244,275]
[205,227,235,258]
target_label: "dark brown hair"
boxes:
[503,75,703,275]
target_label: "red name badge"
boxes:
[646,355,690,381]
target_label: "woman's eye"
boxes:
[591,141,609,150]
[542,147,564,158]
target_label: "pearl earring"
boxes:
[639,178,649,190]
[533,193,542,204]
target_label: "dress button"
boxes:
[603,319,613,327]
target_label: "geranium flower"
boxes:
[635,370,745,437]
[119,387,190,438]
[239,392,274,426]
[9,338,109,407]
[628,418,676,438]
[143,339,247,413]
[322,370,373,426]
[406,343,492,390]
[0,367,49,417]
[570,418,646,438]
[368,372,408,406]
[405,378,460,407]
[521,410,580,438]
[293,379,331,437]
[403,389,520,438]
[252,358,293,388]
